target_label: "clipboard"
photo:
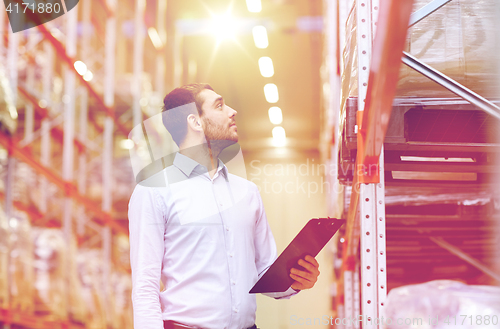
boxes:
[250,217,345,294]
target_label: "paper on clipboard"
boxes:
[250,218,345,294]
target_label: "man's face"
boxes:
[199,89,238,144]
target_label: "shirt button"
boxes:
[233,309,238,313]
[231,281,236,285]
[226,227,230,231]
[229,253,233,257]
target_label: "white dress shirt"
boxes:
[129,153,297,329]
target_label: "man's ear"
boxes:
[187,114,202,132]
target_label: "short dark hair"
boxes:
[161,83,214,146]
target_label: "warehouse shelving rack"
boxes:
[0,0,168,328]
[0,308,85,329]
[322,0,500,328]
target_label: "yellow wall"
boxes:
[244,152,336,329]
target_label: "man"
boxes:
[129,83,320,329]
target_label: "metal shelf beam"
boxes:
[402,52,500,120]
[340,0,414,327]
[430,237,500,282]
[408,0,452,27]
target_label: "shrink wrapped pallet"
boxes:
[340,0,499,134]
[9,211,34,313]
[384,280,500,329]
[339,0,357,125]
[77,249,107,329]
[32,228,67,320]
[0,207,8,308]
[396,0,498,99]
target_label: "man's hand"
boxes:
[289,255,320,291]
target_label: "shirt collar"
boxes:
[217,159,228,180]
[173,152,228,179]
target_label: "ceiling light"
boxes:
[268,107,282,124]
[148,27,164,50]
[252,25,268,49]
[272,126,286,147]
[264,83,279,103]
[74,61,87,76]
[246,0,262,13]
[258,56,274,78]
[83,70,93,81]
[211,12,236,41]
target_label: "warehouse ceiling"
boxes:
[159,0,324,155]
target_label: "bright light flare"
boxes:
[268,107,282,124]
[258,56,274,77]
[120,139,135,150]
[50,28,63,40]
[8,105,18,119]
[9,218,18,229]
[252,25,268,49]
[148,27,164,50]
[211,13,237,41]
[83,70,93,81]
[272,126,286,147]
[246,0,262,13]
[74,61,87,76]
[264,83,279,103]
[38,99,48,108]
